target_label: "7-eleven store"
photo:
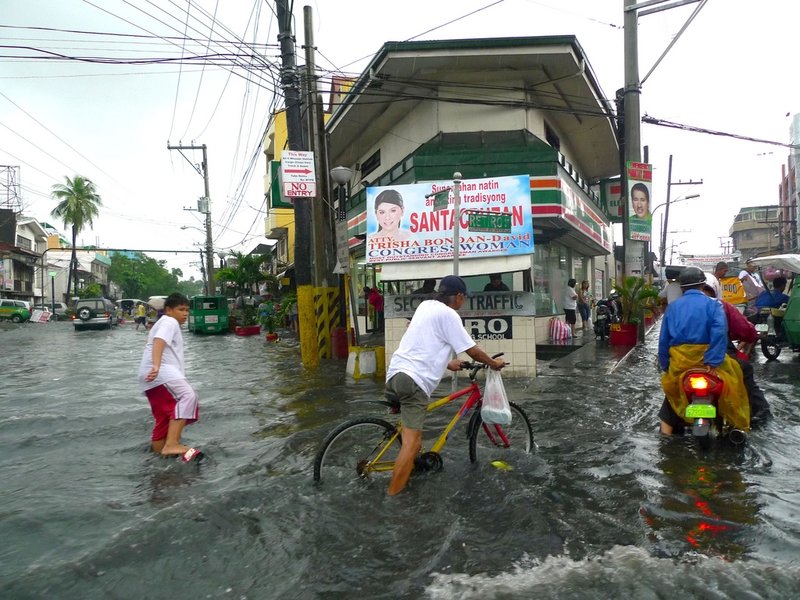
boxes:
[343,159,615,379]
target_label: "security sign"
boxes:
[281,150,317,198]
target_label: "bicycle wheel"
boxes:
[313,417,401,484]
[468,401,534,464]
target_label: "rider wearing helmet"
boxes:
[657,266,750,435]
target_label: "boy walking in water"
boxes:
[138,292,203,461]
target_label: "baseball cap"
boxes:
[438,275,469,296]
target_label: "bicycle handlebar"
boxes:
[458,353,506,379]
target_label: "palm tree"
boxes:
[50,175,102,299]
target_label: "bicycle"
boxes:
[313,355,534,485]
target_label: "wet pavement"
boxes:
[2,319,800,599]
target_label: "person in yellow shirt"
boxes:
[135,302,147,330]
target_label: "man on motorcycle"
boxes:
[699,282,772,426]
[657,267,750,435]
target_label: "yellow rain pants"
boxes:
[660,344,750,431]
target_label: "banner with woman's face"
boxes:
[627,162,652,242]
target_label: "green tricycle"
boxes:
[748,254,800,360]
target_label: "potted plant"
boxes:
[610,276,660,345]
[259,294,295,342]
[234,304,261,336]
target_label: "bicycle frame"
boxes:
[365,379,483,474]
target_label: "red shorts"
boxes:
[145,380,199,441]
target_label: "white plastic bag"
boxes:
[481,369,512,425]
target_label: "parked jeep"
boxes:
[72,297,118,331]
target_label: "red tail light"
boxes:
[682,370,723,397]
[687,375,710,391]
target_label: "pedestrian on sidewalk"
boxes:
[563,278,578,336]
[577,280,593,330]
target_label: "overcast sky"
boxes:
[2,0,797,279]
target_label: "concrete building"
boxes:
[326,36,621,376]
[729,205,782,260]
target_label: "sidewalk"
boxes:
[539,321,659,376]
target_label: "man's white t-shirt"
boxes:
[658,281,683,304]
[386,299,475,397]
[738,269,765,300]
[138,315,186,391]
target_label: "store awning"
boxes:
[378,255,533,281]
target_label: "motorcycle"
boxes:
[594,295,620,340]
[747,254,800,361]
[682,369,747,450]
[749,307,785,360]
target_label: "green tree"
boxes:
[50,175,102,299]
[215,252,276,297]
[108,253,202,298]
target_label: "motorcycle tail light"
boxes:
[687,375,709,391]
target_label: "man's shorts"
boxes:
[145,380,199,441]
[564,309,577,325]
[385,372,429,431]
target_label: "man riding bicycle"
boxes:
[384,275,505,496]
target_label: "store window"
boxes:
[533,243,570,315]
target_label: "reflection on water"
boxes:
[1,322,800,598]
[642,439,761,561]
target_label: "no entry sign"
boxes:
[281,150,317,198]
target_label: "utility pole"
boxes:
[304,7,330,284]
[659,154,702,273]
[623,0,643,278]
[277,0,318,367]
[168,143,214,293]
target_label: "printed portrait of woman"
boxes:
[372,189,412,241]
[630,182,651,220]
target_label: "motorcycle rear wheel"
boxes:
[761,337,781,361]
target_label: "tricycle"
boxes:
[747,254,800,360]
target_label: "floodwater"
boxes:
[2,319,800,599]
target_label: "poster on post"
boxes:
[365,175,534,264]
[627,161,652,242]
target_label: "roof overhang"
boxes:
[327,36,619,181]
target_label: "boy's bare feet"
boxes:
[160,443,191,456]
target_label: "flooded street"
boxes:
[2,320,800,598]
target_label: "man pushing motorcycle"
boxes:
[657,267,750,435]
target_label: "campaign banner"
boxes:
[627,162,652,242]
[365,175,534,264]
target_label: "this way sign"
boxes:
[281,150,317,198]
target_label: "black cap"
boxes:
[438,275,468,296]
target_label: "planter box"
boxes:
[609,322,638,346]
[235,325,261,336]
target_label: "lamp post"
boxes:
[49,270,56,312]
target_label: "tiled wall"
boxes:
[383,316,537,378]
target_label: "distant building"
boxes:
[729,205,781,259]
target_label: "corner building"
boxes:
[326,37,621,376]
